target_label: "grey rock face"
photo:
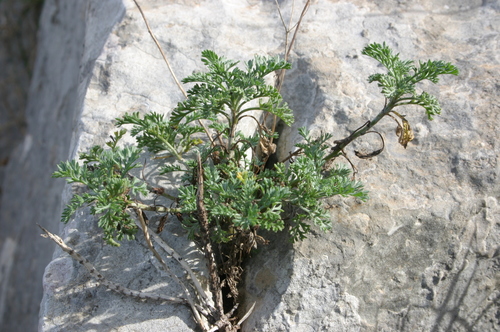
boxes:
[0,1,124,331]
[39,0,499,331]
[244,2,500,331]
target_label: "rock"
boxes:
[38,0,499,331]
[0,0,41,203]
[244,2,500,331]
[0,1,124,331]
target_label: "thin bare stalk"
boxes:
[133,0,185,96]
[195,153,224,317]
[146,222,213,308]
[263,0,311,162]
[128,201,180,213]
[38,225,186,304]
[135,209,208,330]
[236,301,256,326]
[132,0,214,146]
[274,0,311,91]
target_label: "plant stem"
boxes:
[135,209,208,330]
[324,100,395,161]
[158,136,184,161]
[128,202,181,213]
[132,0,214,146]
[38,225,188,304]
[196,153,224,317]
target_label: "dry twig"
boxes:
[38,224,186,304]
[132,0,214,145]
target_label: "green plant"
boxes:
[324,42,459,160]
[46,42,458,332]
[51,52,367,329]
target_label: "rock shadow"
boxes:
[40,203,200,332]
[241,56,330,331]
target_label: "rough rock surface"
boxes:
[0,0,41,202]
[38,0,499,331]
[244,1,500,331]
[0,1,42,330]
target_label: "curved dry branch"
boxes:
[38,224,186,304]
[134,208,209,330]
[353,131,385,159]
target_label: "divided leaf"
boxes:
[174,51,294,132]
[363,42,458,118]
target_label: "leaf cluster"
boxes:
[54,51,367,248]
[53,130,147,245]
[286,128,367,240]
[362,42,458,120]
[177,127,366,243]
[49,36,460,332]
[324,42,459,161]
[116,111,204,160]
[173,50,294,142]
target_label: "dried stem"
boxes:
[135,208,209,330]
[38,224,186,304]
[132,0,214,145]
[263,0,311,163]
[195,153,224,317]
[144,216,213,308]
[274,0,311,91]
[128,201,180,213]
[237,301,256,326]
[132,0,186,97]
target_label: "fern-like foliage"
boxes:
[325,43,458,160]
[362,42,459,120]
[53,141,147,245]
[54,46,456,249]
[177,128,366,243]
[173,50,294,129]
[50,43,459,332]
[116,112,203,159]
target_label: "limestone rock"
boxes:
[244,2,500,331]
[38,0,499,331]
